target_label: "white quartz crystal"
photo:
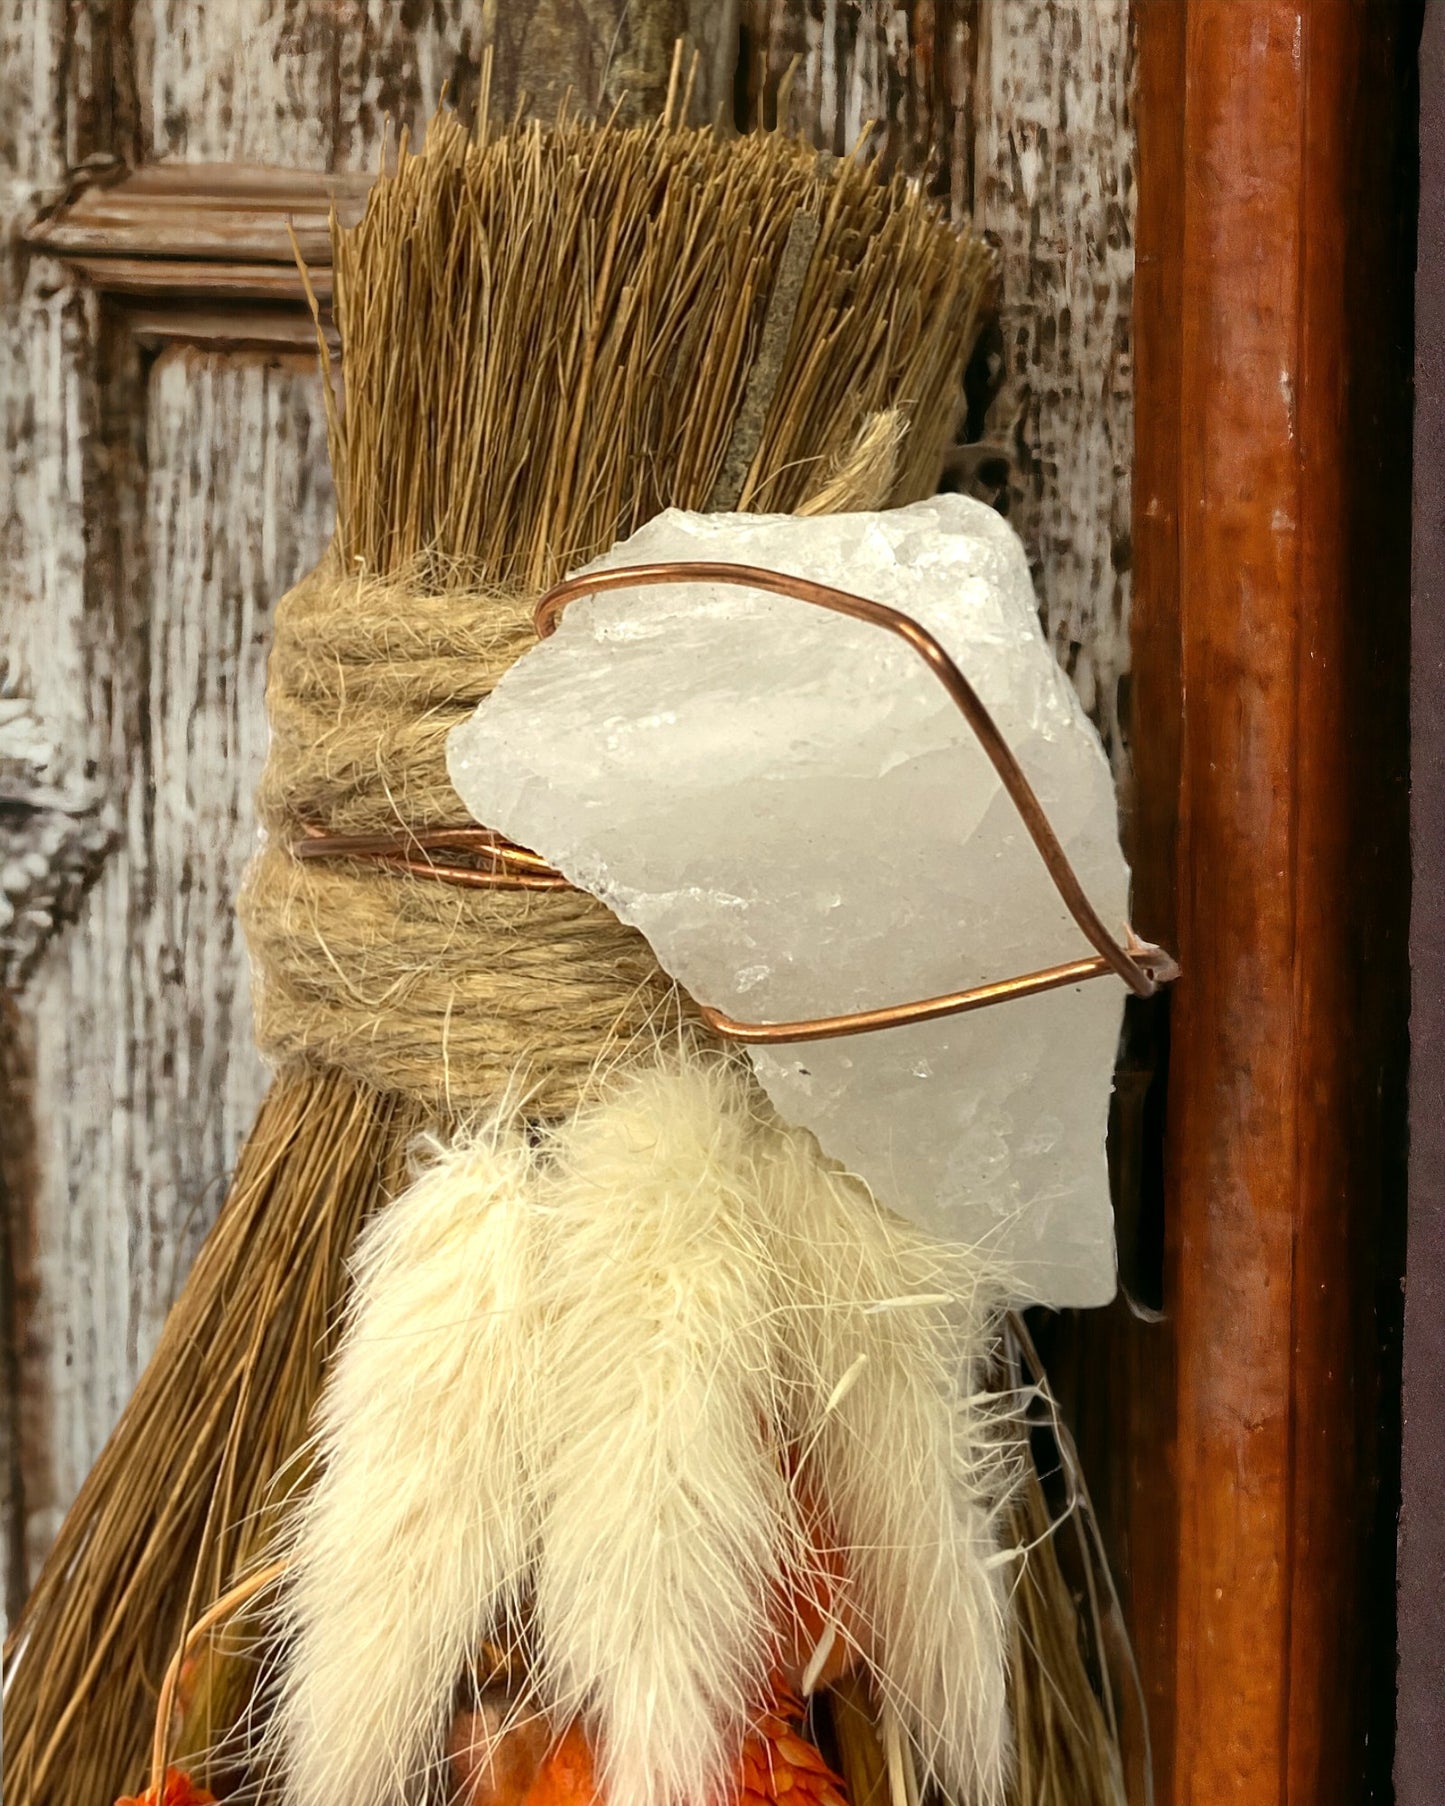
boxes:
[448,498,1130,1305]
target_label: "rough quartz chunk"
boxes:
[447,498,1130,1305]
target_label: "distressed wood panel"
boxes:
[0,267,115,1608]
[133,0,718,169]
[20,351,334,1569]
[974,2,1134,763]
[1,0,111,1627]
[1,275,111,987]
[134,0,456,169]
[743,0,1136,768]
[742,0,979,213]
[0,993,35,1619]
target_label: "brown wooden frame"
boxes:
[1120,5,1414,1800]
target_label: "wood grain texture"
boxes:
[28,162,368,263]
[1,0,109,1628]
[1,5,112,990]
[972,2,1134,764]
[1168,12,1308,1793]
[133,0,699,167]
[40,253,328,300]
[1159,5,1411,1800]
[19,350,335,1573]
[742,0,979,205]
[135,0,465,168]
[0,995,35,1621]
[742,0,1136,768]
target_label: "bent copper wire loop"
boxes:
[534,562,1179,1044]
[295,560,1179,1045]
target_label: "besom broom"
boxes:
[4,94,1132,1806]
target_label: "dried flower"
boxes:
[451,1682,847,1806]
[114,1767,216,1806]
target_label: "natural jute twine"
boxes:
[239,409,921,1118]
[239,552,689,1117]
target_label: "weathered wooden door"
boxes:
[3,0,1136,1630]
[4,5,1420,1802]
[0,5,715,1620]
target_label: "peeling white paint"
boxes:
[7,0,1141,1607]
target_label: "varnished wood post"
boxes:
[1137,3,1413,1800]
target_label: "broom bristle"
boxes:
[326,110,995,587]
[2,1073,429,1806]
[4,106,1001,1806]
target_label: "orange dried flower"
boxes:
[114,1767,217,1806]
[738,1685,849,1806]
[451,1680,847,1806]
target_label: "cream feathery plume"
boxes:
[764,1116,1015,1806]
[531,1057,800,1806]
[267,1118,545,1806]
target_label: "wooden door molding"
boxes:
[3,164,354,991]
[25,163,366,347]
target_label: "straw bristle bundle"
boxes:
[2,1074,429,1806]
[1004,1462,1130,1806]
[4,108,1001,1806]
[325,111,996,586]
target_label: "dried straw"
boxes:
[2,1072,426,1806]
[322,113,993,586]
[3,107,997,1806]
[1005,1458,1130,1806]
[6,99,1138,1806]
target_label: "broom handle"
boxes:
[150,1560,288,1797]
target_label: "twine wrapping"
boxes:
[232,109,997,1122]
[239,412,919,1117]
[239,554,689,1116]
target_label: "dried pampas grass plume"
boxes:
[266,1121,545,1806]
[765,1126,1014,1804]
[532,1061,802,1806]
[265,1052,1017,1806]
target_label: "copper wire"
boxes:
[292,561,1179,1044]
[293,822,574,890]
